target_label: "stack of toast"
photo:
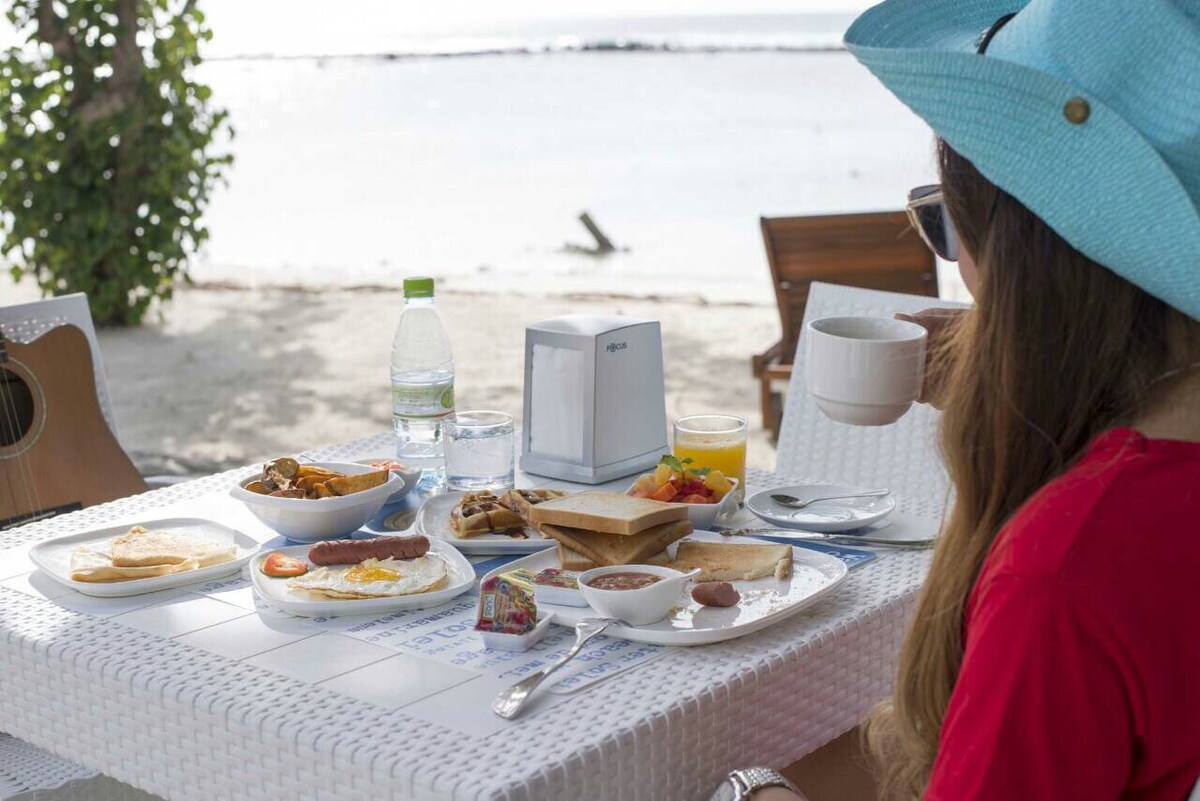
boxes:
[529,492,693,570]
[450,488,794,584]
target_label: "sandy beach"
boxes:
[53,282,781,476]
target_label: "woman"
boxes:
[709,1,1200,799]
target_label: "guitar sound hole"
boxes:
[0,366,34,446]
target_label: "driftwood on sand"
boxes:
[564,211,627,256]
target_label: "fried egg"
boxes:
[285,555,447,598]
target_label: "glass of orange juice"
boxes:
[672,415,747,502]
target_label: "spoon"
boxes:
[771,489,890,509]
[492,618,619,719]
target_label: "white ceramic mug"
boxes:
[804,316,927,426]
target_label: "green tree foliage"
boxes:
[0,0,232,325]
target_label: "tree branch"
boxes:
[76,0,144,125]
[35,0,76,61]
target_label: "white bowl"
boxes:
[477,613,554,652]
[624,477,739,531]
[577,564,700,626]
[230,460,402,543]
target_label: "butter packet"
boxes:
[475,571,538,635]
[533,568,579,589]
[531,567,588,607]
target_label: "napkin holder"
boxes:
[521,315,667,484]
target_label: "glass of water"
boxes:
[443,410,515,492]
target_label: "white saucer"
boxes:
[745,484,896,532]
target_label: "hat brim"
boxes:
[845,0,1200,320]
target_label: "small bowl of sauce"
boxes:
[586,572,663,592]
[578,564,701,626]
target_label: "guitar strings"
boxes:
[0,350,40,522]
[0,328,44,524]
[0,366,25,519]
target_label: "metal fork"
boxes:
[491,618,620,719]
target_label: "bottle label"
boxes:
[392,381,455,419]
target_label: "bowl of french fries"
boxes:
[230,457,403,542]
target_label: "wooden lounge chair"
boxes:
[752,212,939,440]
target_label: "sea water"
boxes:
[191,12,951,303]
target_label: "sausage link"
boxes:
[691,581,740,607]
[308,535,430,565]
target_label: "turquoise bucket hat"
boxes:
[845,0,1200,321]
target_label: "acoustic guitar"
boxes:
[0,324,146,530]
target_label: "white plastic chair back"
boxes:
[0,293,119,441]
[775,282,968,519]
[0,296,141,798]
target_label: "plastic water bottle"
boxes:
[391,277,455,480]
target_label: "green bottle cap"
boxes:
[403,276,435,298]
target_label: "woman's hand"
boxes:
[895,307,965,408]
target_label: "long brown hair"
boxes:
[866,141,1200,799]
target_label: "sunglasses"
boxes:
[906,184,960,261]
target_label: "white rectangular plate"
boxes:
[251,537,476,618]
[416,492,557,554]
[29,518,260,598]
[481,530,849,646]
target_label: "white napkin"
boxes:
[528,343,584,462]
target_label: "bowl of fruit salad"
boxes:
[627,456,739,531]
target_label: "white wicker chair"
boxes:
[0,295,154,800]
[774,282,969,519]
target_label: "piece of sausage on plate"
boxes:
[692,581,740,608]
[308,535,430,565]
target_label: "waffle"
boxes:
[500,489,568,525]
[449,491,526,538]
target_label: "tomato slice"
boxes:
[261,552,308,578]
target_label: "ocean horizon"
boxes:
[202,12,855,62]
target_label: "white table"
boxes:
[0,433,934,800]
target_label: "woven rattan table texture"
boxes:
[0,433,935,800]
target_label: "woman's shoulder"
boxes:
[983,427,1200,585]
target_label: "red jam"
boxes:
[586,572,663,591]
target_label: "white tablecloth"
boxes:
[0,433,934,800]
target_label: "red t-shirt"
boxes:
[926,428,1200,801]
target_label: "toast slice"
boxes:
[668,541,792,582]
[529,491,686,536]
[558,543,598,571]
[110,526,237,568]
[557,543,670,571]
[542,519,692,567]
